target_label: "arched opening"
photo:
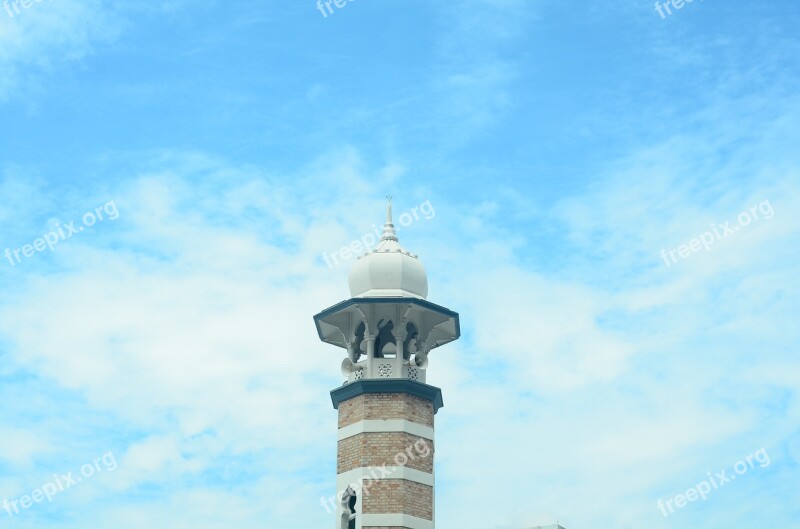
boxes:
[374,319,396,358]
[348,492,356,529]
[339,486,357,529]
[403,322,419,361]
[352,322,366,362]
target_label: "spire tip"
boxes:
[381,196,398,242]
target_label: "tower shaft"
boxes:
[334,390,437,529]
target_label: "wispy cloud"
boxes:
[0,1,799,527]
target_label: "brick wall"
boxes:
[338,391,436,528]
[362,480,433,520]
[338,432,434,473]
[338,393,434,428]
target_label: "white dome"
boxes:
[348,203,428,299]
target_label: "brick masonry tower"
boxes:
[314,201,460,529]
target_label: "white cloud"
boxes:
[0,123,798,528]
[0,0,124,102]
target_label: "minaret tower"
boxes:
[314,200,460,529]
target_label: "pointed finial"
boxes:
[386,195,393,224]
[380,196,398,242]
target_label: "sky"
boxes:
[0,0,799,528]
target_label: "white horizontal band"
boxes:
[337,466,434,490]
[338,419,434,441]
[360,513,434,529]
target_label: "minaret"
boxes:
[314,200,460,529]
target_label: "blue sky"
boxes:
[1,0,799,528]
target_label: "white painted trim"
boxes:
[338,419,434,441]
[360,513,434,529]
[337,466,434,490]
[333,469,435,528]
